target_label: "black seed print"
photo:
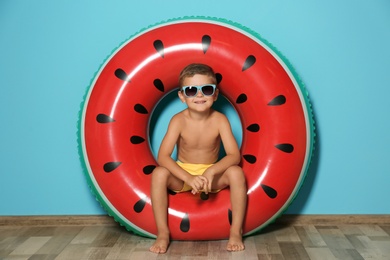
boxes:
[247,124,260,132]
[275,143,294,153]
[130,136,145,144]
[261,184,277,199]
[180,213,190,232]
[236,94,247,104]
[153,79,164,92]
[215,73,222,84]
[228,209,232,226]
[143,165,156,175]
[202,35,211,54]
[200,192,209,200]
[268,95,286,106]
[114,68,129,81]
[133,197,147,213]
[153,40,164,58]
[243,154,257,164]
[96,114,115,123]
[134,104,148,114]
[103,162,122,173]
[242,55,256,71]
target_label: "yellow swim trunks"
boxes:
[173,161,220,193]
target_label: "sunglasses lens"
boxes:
[202,85,214,96]
[184,87,197,97]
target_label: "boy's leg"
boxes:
[212,165,247,251]
[227,166,247,251]
[150,166,183,254]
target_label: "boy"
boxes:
[149,63,247,253]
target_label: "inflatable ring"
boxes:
[79,17,315,240]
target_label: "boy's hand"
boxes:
[202,170,215,194]
[188,175,208,195]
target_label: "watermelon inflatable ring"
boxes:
[78,17,315,240]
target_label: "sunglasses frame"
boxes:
[181,84,217,98]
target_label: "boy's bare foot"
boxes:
[226,230,245,252]
[149,234,170,254]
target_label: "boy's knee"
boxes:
[151,166,170,181]
[226,165,243,174]
[226,166,246,183]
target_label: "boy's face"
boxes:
[178,74,219,111]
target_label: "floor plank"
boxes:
[9,236,52,256]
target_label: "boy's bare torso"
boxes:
[175,109,222,164]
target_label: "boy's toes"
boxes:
[149,244,167,254]
[227,232,245,252]
[227,243,245,252]
[149,238,169,254]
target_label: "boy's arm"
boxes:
[202,114,241,193]
[157,115,206,194]
[213,114,241,170]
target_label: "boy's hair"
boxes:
[179,63,217,87]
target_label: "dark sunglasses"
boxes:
[181,84,216,98]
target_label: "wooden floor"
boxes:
[0,215,390,259]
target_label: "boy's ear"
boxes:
[178,90,186,103]
[213,88,219,101]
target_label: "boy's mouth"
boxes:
[194,100,206,104]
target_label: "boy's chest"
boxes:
[180,125,220,148]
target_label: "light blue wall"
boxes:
[1,1,389,215]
